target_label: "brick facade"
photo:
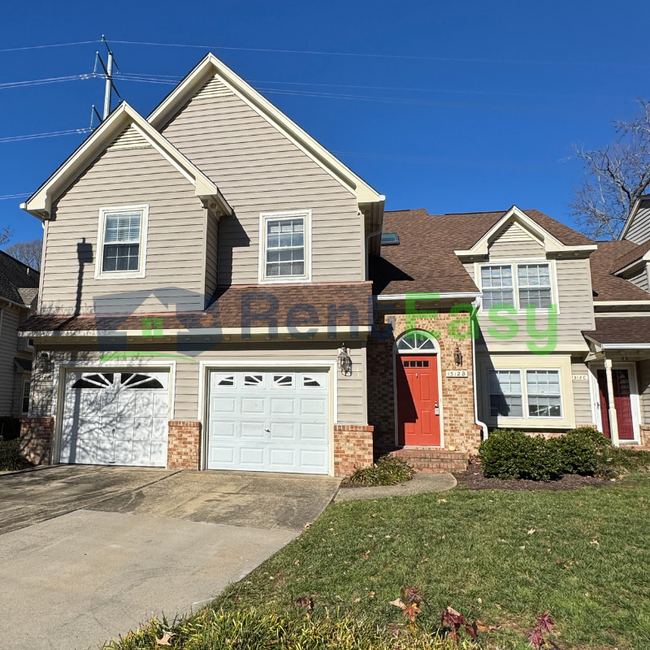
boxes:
[368,309,482,455]
[333,424,374,477]
[19,417,54,465]
[167,420,201,470]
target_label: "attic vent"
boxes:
[195,75,234,100]
[107,124,150,151]
[498,221,537,243]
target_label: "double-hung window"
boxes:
[517,264,552,309]
[489,370,523,417]
[526,370,562,418]
[260,211,310,281]
[481,262,553,311]
[488,368,562,420]
[96,206,148,278]
[481,265,514,310]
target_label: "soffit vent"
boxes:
[107,124,150,151]
[195,75,235,100]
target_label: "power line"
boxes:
[0,73,95,90]
[0,40,99,53]
[0,192,30,201]
[0,128,91,144]
[110,38,645,69]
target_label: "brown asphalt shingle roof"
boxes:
[20,282,373,332]
[584,317,650,345]
[0,250,39,307]
[373,208,593,295]
[589,241,650,302]
[609,239,650,273]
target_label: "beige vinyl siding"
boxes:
[466,246,595,351]
[41,146,207,315]
[487,222,545,259]
[571,359,594,426]
[624,205,650,244]
[160,93,363,284]
[0,307,20,416]
[626,264,650,292]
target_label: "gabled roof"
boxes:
[372,207,596,296]
[147,53,384,206]
[21,102,232,220]
[0,250,39,308]
[453,205,595,257]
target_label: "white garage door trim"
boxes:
[199,361,336,475]
[52,360,176,465]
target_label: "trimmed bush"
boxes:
[551,428,599,476]
[342,454,414,487]
[479,430,563,481]
[0,439,32,471]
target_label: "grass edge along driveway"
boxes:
[106,474,650,650]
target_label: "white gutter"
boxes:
[19,325,373,339]
[376,291,481,302]
[471,297,488,441]
[601,343,650,350]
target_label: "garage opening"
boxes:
[60,370,170,466]
[207,370,330,474]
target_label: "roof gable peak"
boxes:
[147,53,383,206]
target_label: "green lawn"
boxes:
[107,474,650,649]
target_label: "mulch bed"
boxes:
[455,461,609,491]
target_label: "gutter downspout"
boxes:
[471,297,488,441]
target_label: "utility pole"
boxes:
[92,35,121,126]
[103,45,113,120]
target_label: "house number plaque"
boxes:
[446,370,468,378]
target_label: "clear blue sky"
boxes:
[1,0,648,246]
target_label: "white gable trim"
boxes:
[454,206,597,258]
[147,54,384,205]
[619,196,650,241]
[21,102,232,220]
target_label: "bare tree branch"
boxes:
[5,238,42,270]
[0,226,11,247]
[570,98,650,239]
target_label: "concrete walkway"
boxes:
[334,471,456,502]
[0,466,339,650]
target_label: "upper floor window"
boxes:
[480,262,553,311]
[95,205,148,279]
[259,211,311,282]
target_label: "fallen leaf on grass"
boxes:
[528,528,536,535]
[390,598,406,609]
[156,631,173,647]
[420,557,429,563]
[403,603,421,622]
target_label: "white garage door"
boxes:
[60,370,169,466]
[207,370,330,474]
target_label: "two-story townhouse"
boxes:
[368,202,650,467]
[0,251,39,421]
[18,54,384,475]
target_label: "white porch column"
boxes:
[604,358,620,447]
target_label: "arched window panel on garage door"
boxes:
[120,372,164,389]
[71,373,115,389]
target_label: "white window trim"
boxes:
[94,204,149,280]
[258,210,312,284]
[488,367,564,421]
[477,260,560,315]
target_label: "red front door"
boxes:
[397,355,441,446]
[597,369,635,441]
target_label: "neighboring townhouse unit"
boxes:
[368,202,650,463]
[19,54,383,475]
[0,251,39,420]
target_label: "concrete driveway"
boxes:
[0,466,339,650]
